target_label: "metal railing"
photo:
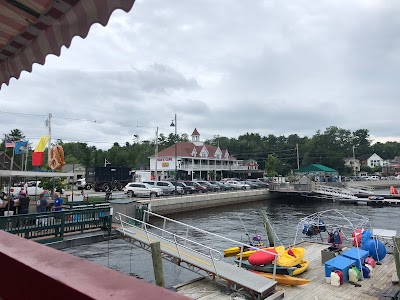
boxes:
[314,184,358,199]
[116,210,279,279]
[0,207,111,242]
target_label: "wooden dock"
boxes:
[175,241,398,300]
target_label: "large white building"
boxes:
[149,129,263,180]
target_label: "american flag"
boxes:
[5,137,15,148]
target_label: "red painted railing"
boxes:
[0,231,190,300]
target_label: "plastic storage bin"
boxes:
[342,248,369,270]
[325,256,355,283]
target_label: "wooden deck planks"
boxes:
[273,241,397,300]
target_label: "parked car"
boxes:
[396,175,400,180]
[242,181,259,189]
[183,181,208,193]
[123,182,163,198]
[173,181,196,194]
[226,180,250,190]
[368,175,380,181]
[246,179,269,188]
[76,178,92,190]
[209,181,234,191]
[143,181,183,195]
[195,181,220,192]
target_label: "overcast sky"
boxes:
[1,0,400,149]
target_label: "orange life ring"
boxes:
[48,145,66,171]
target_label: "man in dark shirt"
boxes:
[36,192,48,213]
[18,191,30,214]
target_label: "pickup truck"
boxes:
[3,181,44,196]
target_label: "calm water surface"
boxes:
[63,195,400,288]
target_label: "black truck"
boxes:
[85,167,132,192]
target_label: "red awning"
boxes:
[0,0,136,89]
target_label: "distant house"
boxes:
[244,159,259,170]
[357,153,383,168]
[343,158,361,172]
[61,164,86,182]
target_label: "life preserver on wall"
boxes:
[48,145,66,171]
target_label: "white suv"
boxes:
[226,180,251,190]
[123,182,163,198]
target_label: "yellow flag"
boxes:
[34,136,50,152]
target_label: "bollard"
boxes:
[150,241,164,287]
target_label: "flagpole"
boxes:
[8,145,15,196]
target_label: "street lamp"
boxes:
[170,114,177,194]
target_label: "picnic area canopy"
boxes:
[0,0,136,89]
[294,164,338,174]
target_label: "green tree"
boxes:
[8,129,25,141]
[265,154,279,177]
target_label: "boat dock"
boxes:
[115,211,277,299]
[174,241,398,300]
[269,183,400,206]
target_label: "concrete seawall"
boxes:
[137,189,271,214]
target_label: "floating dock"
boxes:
[175,241,398,300]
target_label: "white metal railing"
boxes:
[115,211,279,280]
[345,184,375,194]
[314,184,358,199]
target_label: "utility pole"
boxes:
[352,145,356,176]
[47,113,52,164]
[296,143,300,169]
[154,127,159,182]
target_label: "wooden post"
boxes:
[261,210,275,247]
[150,241,164,287]
[393,237,400,284]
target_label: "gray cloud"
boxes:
[1,0,400,149]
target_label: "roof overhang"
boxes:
[0,0,136,89]
[0,170,74,177]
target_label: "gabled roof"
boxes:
[191,128,200,136]
[294,164,337,173]
[0,0,135,89]
[357,154,373,161]
[151,142,236,160]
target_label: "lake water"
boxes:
[63,193,400,288]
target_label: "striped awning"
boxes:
[0,0,136,89]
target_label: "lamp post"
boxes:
[170,114,177,194]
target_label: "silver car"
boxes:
[123,182,163,198]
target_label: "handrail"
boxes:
[116,210,279,280]
[115,212,222,275]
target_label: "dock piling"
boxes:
[150,241,165,287]
[393,236,400,284]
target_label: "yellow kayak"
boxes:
[292,260,309,276]
[224,243,264,257]
[277,248,305,267]
[251,270,310,286]
[236,245,285,259]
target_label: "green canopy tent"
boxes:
[294,164,338,174]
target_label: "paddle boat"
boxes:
[235,259,309,276]
[236,245,285,259]
[277,247,305,267]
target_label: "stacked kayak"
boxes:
[224,243,264,257]
[235,259,309,276]
[250,270,310,286]
[236,245,285,259]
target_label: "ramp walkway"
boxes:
[314,184,358,199]
[116,211,277,300]
[344,184,374,194]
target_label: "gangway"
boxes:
[344,184,374,194]
[314,184,358,199]
[116,211,277,300]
